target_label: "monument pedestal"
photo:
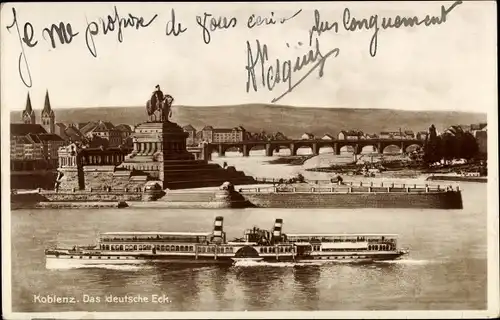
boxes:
[118,121,196,188]
[131,121,194,161]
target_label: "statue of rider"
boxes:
[153,85,164,120]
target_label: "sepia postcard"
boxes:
[1,1,498,319]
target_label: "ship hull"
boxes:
[45,251,406,268]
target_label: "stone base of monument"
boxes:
[141,181,166,201]
[117,120,256,190]
[208,182,254,208]
[159,182,254,208]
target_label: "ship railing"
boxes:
[286,238,396,244]
[239,182,460,194]
[41,188,144,194]
[100,238,209,243]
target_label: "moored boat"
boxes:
[45,217,409,268]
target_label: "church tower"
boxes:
[21,93,36,124]
[41,90,55,133]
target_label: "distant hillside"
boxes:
[10,104,487,138]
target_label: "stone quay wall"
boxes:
[41,190,142,202]
[11,170,58,190]
[241,191,463,209]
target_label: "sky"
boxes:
[0,1,497,113]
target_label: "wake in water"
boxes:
[376,259,437,265]
[233,259,435,268]
[46,259,436,271]
[233,260,322,268]
[46,263,153,271]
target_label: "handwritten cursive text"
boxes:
[165,9,187,36]
[342,0,463,56]
[196,13,237,44]
[245,38,340,103]
[247,9,303,28]
[85,6,158,57]
[5,8,36,87]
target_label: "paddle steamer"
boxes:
[45,217,409,267]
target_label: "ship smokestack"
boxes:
[212,216,224,241]
[272,218,283,240]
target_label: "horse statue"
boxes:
[146,85,175,122]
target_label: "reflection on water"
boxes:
[10,156,487,312]
[293,266,321,310]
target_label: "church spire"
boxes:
[42,90,54,116]
[21,93,35,124]
[41,89,55,133]
[25,93,33,114]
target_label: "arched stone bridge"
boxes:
[207,139,424,157]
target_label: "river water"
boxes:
[10,152,487,311]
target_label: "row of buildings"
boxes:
[180,125,431,145]
[12,91,488,167]
[12,92,135,170]
[182,125,247,145]
[185,125,486,144]
[301,130,428,141]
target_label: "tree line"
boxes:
[421,124,480,165]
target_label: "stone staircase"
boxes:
[161,160,256,190]
[160,191,215,202]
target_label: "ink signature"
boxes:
[245,38,340,103]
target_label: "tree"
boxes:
[89,136,109,148]
[423,124,442,165]
[460,132,479,161]
[440,132,456,164]
[122,136,134,148]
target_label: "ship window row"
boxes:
[157,245,195,252]
[316,256,367,260]
[319,245,393,252]
[68,256,139,260]
[101,236,210,243]
[287,237,396,243]
[198,246,233,254]
[101,244,196,252]
[100,244,233,253]
[368,245,392,251]
[259,246,293,254]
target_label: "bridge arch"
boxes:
[318,145,334,154]
[244,144,268,156]
[219,144,244,157]
[208,144,220,156]
[271,144,292,156]
[316,141,335,154]
[225,146,242,154]
[360,145,379,154]
[339,145,355,154]
[405,144,422,153]
[382,144,402,154]
[294,144,314,156]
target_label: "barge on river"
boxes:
[45,217,409,267]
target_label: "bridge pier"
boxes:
[378,142,382,154]
[334,143,340,155]
[354,144,361,155]
[265,143,273,157]
[218,144,225,157]
[400,142,405,154]
[242,145,250,157]
[312,143,319,156]
[290,143,297,156]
